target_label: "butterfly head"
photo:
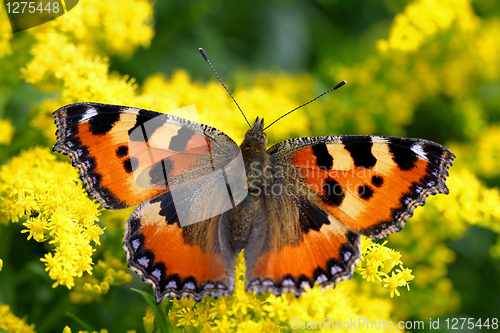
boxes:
[245,117,267,144]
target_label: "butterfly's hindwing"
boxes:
[123,192,235,302]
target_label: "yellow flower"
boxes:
[213,315,234,333]
[0,147,102,289]
[143,307,155,333]
[0,118,14,145]
[192,304,213,328]
[69,252,132,303]
[172,297,196,310]
[176,308,196,327]
[0,304,36,333]
[383,273,402,297]
[380,0,479,53]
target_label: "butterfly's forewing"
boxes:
[280,135,454,238]
[53,102,238,209]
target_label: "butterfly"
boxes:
[52,53,455,303]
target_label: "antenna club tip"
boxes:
[333,80,347,90]
[199,48,209,62]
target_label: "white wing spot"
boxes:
[411,144,428,161]
[152,269,161,280]
[166,280,177,289]
[331,265,342,275]
[81,107,98,122]
[204,283,214,289]
[317,274,328,284]
[344,251,352,261]
[262,280,274,286]
[371,136,388,142]
[300,281,311,289]
[184,282,195,290]
[282,279,295,286]
[67,141,73,148]
[137,256,149,267]
[132,239,140,251]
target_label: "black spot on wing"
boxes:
[322,178,345,206]
[88,106,121,135]
[358,185,374,200]
[388,138,418,170]
[169,127,196,152]
[123,157,139,174]
[116,145,128,158]
[129,110,165,142]
[371,175,384,187]
[128,216,142,233]
[312,144,333,170]
[342,136,376,169]
[151,192,179,226]
[298,199,330,233]
[149,160,173,186]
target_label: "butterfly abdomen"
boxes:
[225,132,272,251]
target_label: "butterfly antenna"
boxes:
[262,80,346,132]
[199,48,252,129]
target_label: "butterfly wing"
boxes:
[244,135,454,295]
[124,191,235,302]
[53,102,241,302]
[53,102,239,209]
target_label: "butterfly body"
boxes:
[228,118,269,251]
[53,102,455,303]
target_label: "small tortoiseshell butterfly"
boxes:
[53,50,455,303]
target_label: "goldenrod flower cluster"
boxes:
[161,252,404,332]
[0,147,102,289]
[377,0,478,53]
[69,251,133,303]
[356,238,414,297]
[0,304,36,333]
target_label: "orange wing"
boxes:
[53,103,238,209]
[124,192,235,302]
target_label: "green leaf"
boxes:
[131,288,169,333]
[0,328,12,333]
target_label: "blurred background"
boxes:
[1,0,500,332]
